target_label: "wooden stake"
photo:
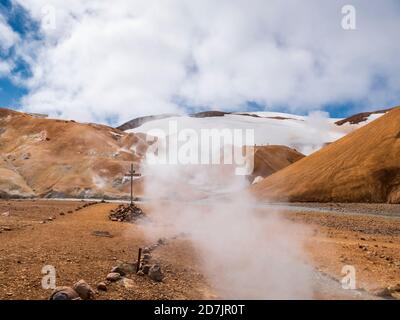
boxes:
[124,163,141,205]
[136,247,142,272]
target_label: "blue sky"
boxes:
[0,0,36,109]
[0,78,25,108]
[0,1,399,124]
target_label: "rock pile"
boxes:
[137,250,164,282]
[49,280,95,300]
[108,204,145,222]
[107,255,164,284]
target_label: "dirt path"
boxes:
[0,201,211,300]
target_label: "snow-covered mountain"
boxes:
[124,110,386,155]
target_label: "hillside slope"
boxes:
[251,107,400,203]
[0,108,149,199]
[252,145,304,180]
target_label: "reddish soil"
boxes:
[0,200,211,300]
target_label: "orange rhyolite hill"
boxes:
[0,108,148,199]
[251,106,400,203]
[251,145,304,180]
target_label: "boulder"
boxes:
[106,272,121,282]
[49,287,80,300]
[73,280,96,300]
[142,264,151,275]
[148,264,164,282]
[97,282,107,291]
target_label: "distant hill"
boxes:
[335,108,393,126]
[117,113,179,131]
[251,107,400,203]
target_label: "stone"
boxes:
[111,262,137,276]
[49,287,80,300]
[96,282,107,291]
[73,280,96,300]
[375,284,400,297]
[111,266,126,276]
[106,272,121,282]
[388,284,400,293]
[59,212,65,216]
[92,230,113,238]
[142,254,151,261]
[137,270,145,276]
[148,264,164,282]
[142,264,151,275]
[391,292,400,300]
[142,247,150,254]
[121,278,135,289]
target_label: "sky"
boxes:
[0,0,399,125]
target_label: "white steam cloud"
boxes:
[139,142,313,299]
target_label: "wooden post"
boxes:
[130,164,133,205]
[124,163,141,205]
[136,247,142,273]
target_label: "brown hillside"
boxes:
[251,107,400,203]
[251,145,304,180]
[0,108,149,199]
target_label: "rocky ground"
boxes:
[0,200,211,300]
[284,209,400,297]
[286,202,400,217]
[0,199,399,300]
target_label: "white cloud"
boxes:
[11,0,400,123]
[0,14,19,51]
[0,60,12,76]
[0,14,19,77]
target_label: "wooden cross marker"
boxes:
[124,163,141,205]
